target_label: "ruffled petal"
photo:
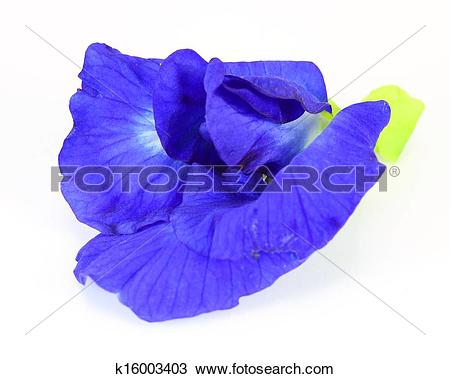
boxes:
[59,44,181,234]
[74,222,305,321]
[153,49,222,164]
[172,101,390,260]
[221,74,330,122]
[204,58,332,172]
[220,60,329,102]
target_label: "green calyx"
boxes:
[364,85,425,162]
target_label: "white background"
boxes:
[2,0,449,377]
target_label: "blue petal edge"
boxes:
[59,43,181,234]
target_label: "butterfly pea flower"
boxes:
[59,43,421,322]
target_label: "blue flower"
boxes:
[60,43,390,321]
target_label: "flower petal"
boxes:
[222,74,330,122]
[79,43,161,108]
[172,101,390,260]
[204,58,332,172]
[74,222,305,321]
[220,60,329,102]
[60,44,181,234]
[153,49,222,164]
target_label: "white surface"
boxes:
[2,0,449,377]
